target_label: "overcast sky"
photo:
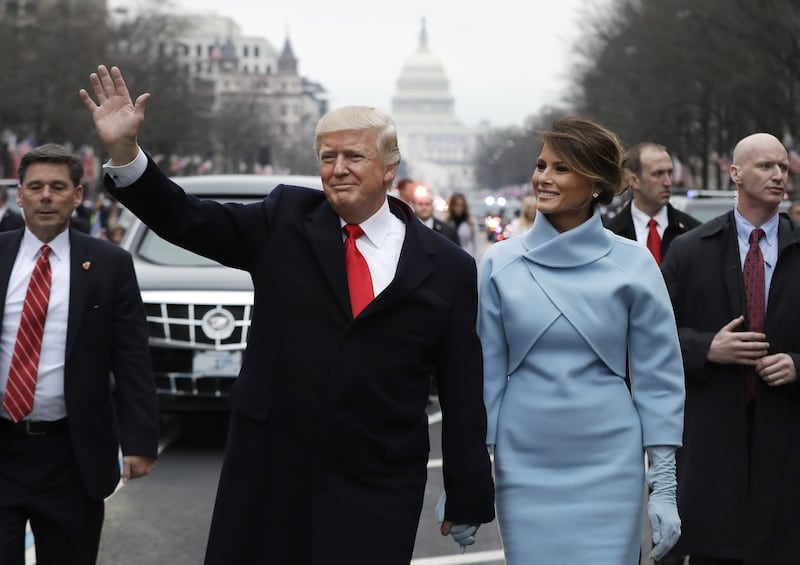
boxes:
[111,0,599,128]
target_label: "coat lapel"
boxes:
[518,211,625,376]
[0,231,24,327]
[766,214,800,331]
[368,201,434,315]
[617,203,637,240]
[305,200,353,318]
[714,212,748,320]
[664,204,687,250]
[66,230,91,357]
[775,212,800,257]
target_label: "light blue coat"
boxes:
[478,209,684,564]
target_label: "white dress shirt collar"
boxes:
[631,201,669,237]
[733,207,779,250]
[339,198,394,247]
[21,227,70,262]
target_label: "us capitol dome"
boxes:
[391,19,478,192]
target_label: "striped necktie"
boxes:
[3,245,52,422]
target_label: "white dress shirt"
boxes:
[340,200,405,297]
[0,229,71,420]
[630,201,669,246]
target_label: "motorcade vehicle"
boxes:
[120,174,323,412]
[0,179,20,213]
[670,189,790,223]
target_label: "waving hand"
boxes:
[79,65,149,165]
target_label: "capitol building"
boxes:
[391,20,480,193]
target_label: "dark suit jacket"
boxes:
[110,158,495,565]
[0,228,158,500]
[662,211,800,564]
[0,209,24,232]
[432,217,460,244]
[603,201,701,258]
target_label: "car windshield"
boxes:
[137,230,220,266]
[133,195,260,267]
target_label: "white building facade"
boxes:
[160,13,327,172]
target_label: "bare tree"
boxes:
[0,0,108,161]
[571,0,800,187]
[106,3,213,167]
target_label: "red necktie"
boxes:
[343,225,374,317]
[3,245,52,422]
[743,228,765,403]
[646,219,662,266]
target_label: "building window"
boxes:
[254,46,260,57]
[196,44,202,57]
[243,46,249,57]
[6,1,19,15]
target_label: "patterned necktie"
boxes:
[646,218,662,266]
[343,225,374,317]
[743,228,765,403]
[3,245,52,422]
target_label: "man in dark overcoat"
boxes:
[80,65,495,565]
[661,132,800,565]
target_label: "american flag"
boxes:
[7,135,36,179]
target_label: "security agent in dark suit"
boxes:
[81,65,494,565]
[0,185,24,232]
[604,142,701,261]
[0,144,158,565]
[605,142,700,563]
[661,133,800,565]
[413,185,460,245]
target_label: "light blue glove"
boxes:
[646,445,681,561]
[435,493,479,554]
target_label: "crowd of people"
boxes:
[0,62,797,565]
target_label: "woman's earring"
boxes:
[592,192,599,199]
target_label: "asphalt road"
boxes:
[93,405,507,565]
[24,398,662,564]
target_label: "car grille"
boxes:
[144,302,251,349]
[141,291,253,402]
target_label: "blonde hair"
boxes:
[516,195,538,232]
[314,106,401,167]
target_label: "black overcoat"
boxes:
[110,158,495,565]
[661,210,800,563]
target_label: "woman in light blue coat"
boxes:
[478,117,685,564]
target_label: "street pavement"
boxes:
[26,350,662,564]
